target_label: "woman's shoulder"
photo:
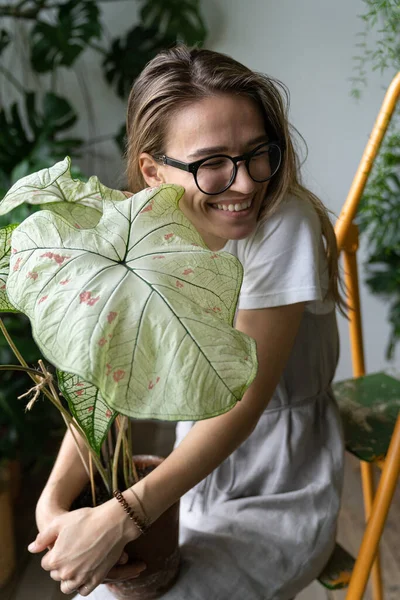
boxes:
[255,193,321,241]
[225,193,321,259]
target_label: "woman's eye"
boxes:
[203,161,225,168]
[251,150,269,160]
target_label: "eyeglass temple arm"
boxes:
[158,156,192,172]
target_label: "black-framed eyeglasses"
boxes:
[153,141,282,196]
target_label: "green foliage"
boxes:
[357,129,400,358]
[0,92,82,200]
[103,24,164,99]
[352,1,400,359]
[350,0,400,98]
[30,0,102,72]
[140,0,207,47]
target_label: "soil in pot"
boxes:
[72,455,180,600]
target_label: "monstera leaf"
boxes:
[0,224,19,312]
[6,172,257,421]
[103,25,163,99]
[0,93,82,199]
[140,0,207,46]
[0,157,124,227]
[58,371,116,455]
[30,0,102,73]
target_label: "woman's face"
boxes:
[140,94,271,250]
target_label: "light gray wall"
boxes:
[1,0,397,380]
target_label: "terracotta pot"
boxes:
[106,455,180,600]
[0,462,16,588]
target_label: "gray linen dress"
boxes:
[76,195,344,600]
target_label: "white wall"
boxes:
[1,0,397,380]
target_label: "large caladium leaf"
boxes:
[57,371,116,455]
[6,176,257,421]
[0,224,19,312]
[0,157,124,226]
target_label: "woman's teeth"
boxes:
[215,200,252,212]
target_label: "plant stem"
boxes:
[89,453,97,507]
[122,434,130,490]
[0,364,48,378]
[112,416,127,492]
[127,420,136,484]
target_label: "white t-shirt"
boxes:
[223,195,334,314]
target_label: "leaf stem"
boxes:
[112,416,127,491]
[89,453,97,507]
[127,420,137,484]
[0,364,48,377]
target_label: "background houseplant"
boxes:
[0,0,208,473]
[351,0,400,359]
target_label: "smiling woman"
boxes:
[31,46,346,600]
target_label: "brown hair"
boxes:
[126,45,345,311]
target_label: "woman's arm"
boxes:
[36,428,90,531]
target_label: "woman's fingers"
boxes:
[60,578,86,595]
[77,581,97,597]
[28,525,59,555]
[104,561,147,582]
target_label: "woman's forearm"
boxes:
[130,397,257,527]
[37,428,90,512]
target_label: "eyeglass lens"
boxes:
[196,143,281,194]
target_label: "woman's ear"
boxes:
[139,153,166,187]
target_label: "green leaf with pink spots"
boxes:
[6,172,257,421]
[0,224,20,312]
[0,157,125,228]
[57,370,116,455]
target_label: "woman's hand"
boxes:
[36,499,69,535]
[28,497,142,596]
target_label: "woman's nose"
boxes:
[230,162,256,194]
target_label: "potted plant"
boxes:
[0,158,257,598]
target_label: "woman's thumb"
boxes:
[28,528,57,553]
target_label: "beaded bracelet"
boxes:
[113,489,150,535]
